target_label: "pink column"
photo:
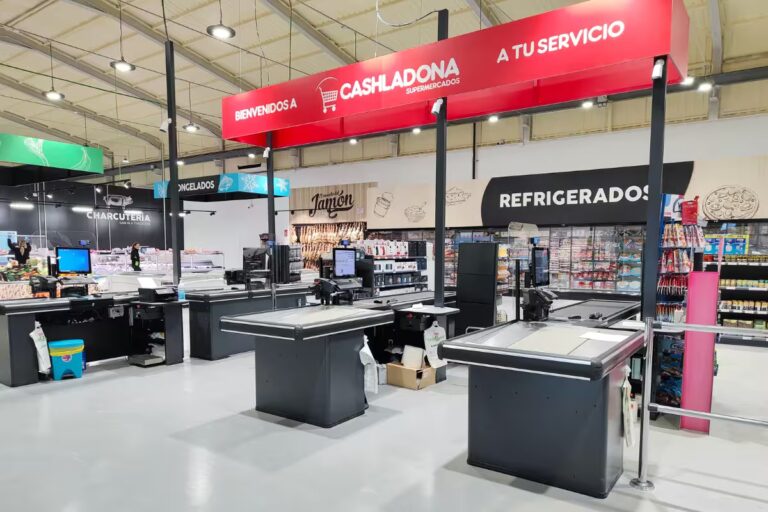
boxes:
[680,271,720,433]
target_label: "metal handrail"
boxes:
[630,318,768,492]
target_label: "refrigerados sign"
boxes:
[480,163,695,226]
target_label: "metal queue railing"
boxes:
[628,319,768,491]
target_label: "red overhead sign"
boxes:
[222,0,689,149]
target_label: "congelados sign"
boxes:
[222,0,689,143]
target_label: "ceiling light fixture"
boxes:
[177,160,185,166]
[698,82,713,93]
[94,186,102,193]
[247,153,256,159]
[207,0,236,40]
[488,115,499,123]
[123,180,131,189]
[682,76,695,86]
[46,193,53,199]
[123,209,142,215]
[349,138,358,145]
[182,82,200,134]
[122,156,129,164]
[72,206,93,213]
[109,0,135,73]
[412,127,421,134]
[43,42,64,101]
[10,202,35,210]
[581,100,595,109]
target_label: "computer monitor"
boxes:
[333,248,356,278]
[531,247,550,287]
[56,247,92,275]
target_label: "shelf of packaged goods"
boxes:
[720,287,768,292]
[717,334,768,347]
[708,262,768,267]
[374,270,422,275]
[371,256,427,260]
[378,282,427,290]
[659,271,691,275]
[718,309,768,316]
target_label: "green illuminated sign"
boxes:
[0,132,103,173]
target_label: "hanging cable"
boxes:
[118,0,125,57]
[375,0,439,28]
[160,0,170,40]
[253,0,270,86]
[48,42,55,90]
[288,0,293,80]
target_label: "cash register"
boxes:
[521,241,557,321]
[312,248,363,305]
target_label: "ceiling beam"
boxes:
[0,26,222,137]
[262,0,355,66]
[0,74,163,150]
[63,0,256,92]
[0,110,113,159]
[464,0,503,28]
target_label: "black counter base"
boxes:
[467,365,624,499]
[254,331,366,428]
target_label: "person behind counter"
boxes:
[130,242,142,272]
[7,238,30,265]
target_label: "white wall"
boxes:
[184,114,768,264]
[183,197,289,268]
[276,114,768,186]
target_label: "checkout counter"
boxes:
[0,289,184,387]
[220,305,393,427]
[187,284,310,360]
[439,305,643,498]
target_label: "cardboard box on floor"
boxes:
[386,362,436,390]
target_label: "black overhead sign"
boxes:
[480,162,695,226]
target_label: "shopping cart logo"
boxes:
[316,77,339,114]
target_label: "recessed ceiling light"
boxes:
[488,115,499,123]
[349,138,358,145]
[581,100,594,109]
[682,76,695,86]
[207,24,235,40]
[698,82,713,93]
[412,127,421,134]
[44,89,64,101]
[177,160,185,166]
[247,153,256,159]
[10,202,34,210]
[183,123,200,133]
[110,59,135,73]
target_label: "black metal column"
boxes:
[266,132,276,300]
[164,40,181,285]
[434,8,449,308]
[641,57,668,320]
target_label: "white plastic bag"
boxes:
[423,321,447,369]
[359,335,378,394]
[29,321,51,374]
[622,365,637,448]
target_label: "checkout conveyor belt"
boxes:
[439,322,644,381]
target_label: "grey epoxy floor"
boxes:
[1,345,767,512]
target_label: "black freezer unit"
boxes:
[439,321,644,498]
[455,242,498,335]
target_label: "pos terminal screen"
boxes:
[56,247,92,274]
[333,248,356,278]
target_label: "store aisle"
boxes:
[0,347,765,512]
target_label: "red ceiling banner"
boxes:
[222,0,689,149]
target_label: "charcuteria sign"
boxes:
[222,0,689,149]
